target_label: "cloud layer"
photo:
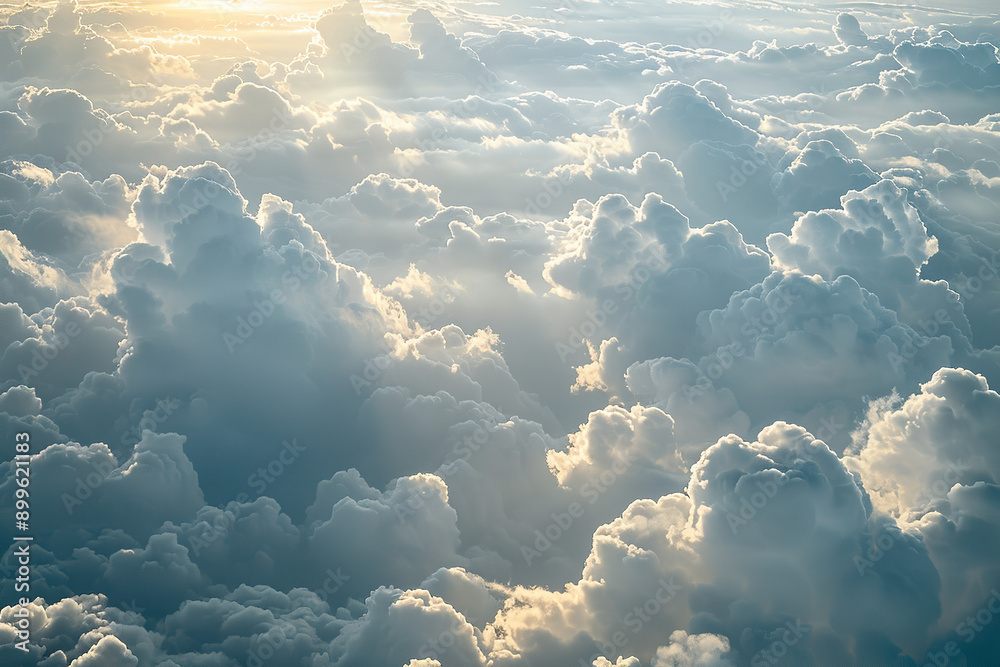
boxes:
[2,1,1000,666]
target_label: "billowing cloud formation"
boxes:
[2,1,1000,665]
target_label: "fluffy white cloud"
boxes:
[845,367,999,518]
[2,1,999,665]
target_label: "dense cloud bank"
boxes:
[1,0,999,665]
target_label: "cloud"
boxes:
[650,631,734,666]
[1,1,999,665]
[845,367,999,518]
[613,82,758,161]
[772,139,880,213]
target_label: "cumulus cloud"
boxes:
[2,1,999,665]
